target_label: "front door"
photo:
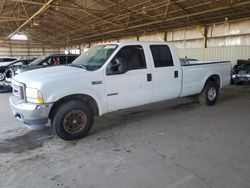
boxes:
[104,45,152,112]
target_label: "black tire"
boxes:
[52,100,94,141]
[5,67,15,79]
[232,80,239,85]
[198,81,219,106]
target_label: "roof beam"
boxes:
[68,0,250,42]
[104,0,153,19]
[9,1,19,16]
[0,0,6,14]
[53,0,169,38]
[8,0,115,14]
[65,0,122,28]
[172,0,201,25]
[20,1,29,18]
[164,0,171,19]
[3,0,55,43]
[0,16,26,21]
[49,9,86,30]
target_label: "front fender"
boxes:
[42,85,107,116]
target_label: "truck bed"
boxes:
[180,61,231,97]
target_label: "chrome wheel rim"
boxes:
[63,110,87,134]
[208,87,217,101]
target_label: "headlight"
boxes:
[26,87,44,104]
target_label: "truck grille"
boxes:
[12,80,25,101]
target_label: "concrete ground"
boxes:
[0,85,250,188]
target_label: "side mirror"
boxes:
[107,57,128,75]
[42,62,48,66]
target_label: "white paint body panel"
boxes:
[104,69,152,112]
[12,42,231,116]
[181,62,231,97]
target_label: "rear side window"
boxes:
[150,45,174,67]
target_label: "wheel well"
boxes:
[206,75,221,88]
[49,94,99,119]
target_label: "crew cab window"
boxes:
[107,45,146,75]
[150,45,174,67]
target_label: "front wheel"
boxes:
[198,81,219,106]
[52,100,94,140]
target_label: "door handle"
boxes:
[147,73,152,82]
[174,71,178,78]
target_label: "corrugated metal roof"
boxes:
[0,0,250,46]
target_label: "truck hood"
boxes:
[13,65,87,87]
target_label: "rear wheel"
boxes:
[52,100,94,140]
[198,81,219,106]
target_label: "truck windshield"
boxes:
[72,44,118,71]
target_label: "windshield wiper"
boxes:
[69,64,87,69]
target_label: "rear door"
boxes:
[150,45,182,102]
[104,45,153,112]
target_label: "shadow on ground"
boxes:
[0,127,53,154]
[1,85,248,152]
[91,100,198,136]
[219,84,250,103]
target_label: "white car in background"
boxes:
[0,57,18,67]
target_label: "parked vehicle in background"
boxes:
[236,59,250,65]
[9,42,231,140]
[0,57,18,67]
[16,54,79,74]
[4,54,79,88]
[231,59,250,85]
[0,59,34,81]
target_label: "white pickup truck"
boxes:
[9,42,231,140]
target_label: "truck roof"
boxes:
[104,41,171,46]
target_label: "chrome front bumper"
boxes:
[9,96,53,130]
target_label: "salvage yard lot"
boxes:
[0,85,250,188]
